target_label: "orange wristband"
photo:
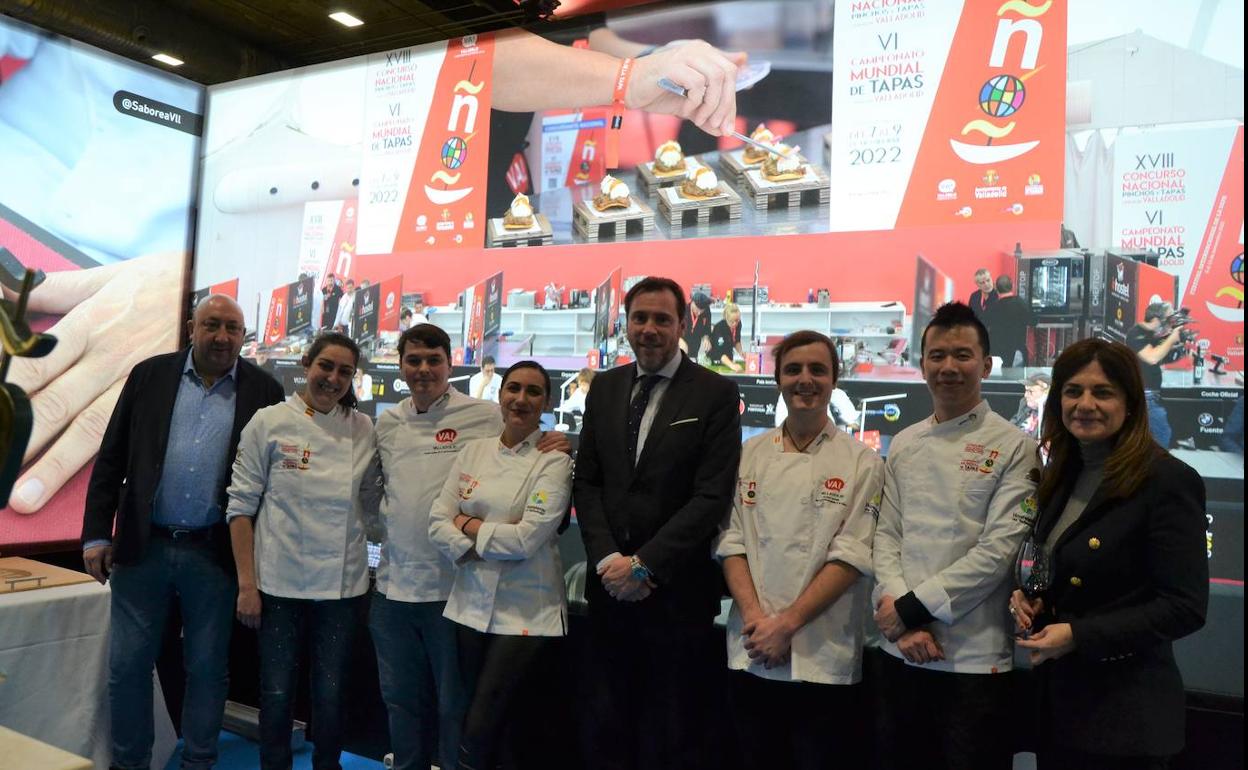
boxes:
[606,57,634,169]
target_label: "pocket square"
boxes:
[669,417,699,426]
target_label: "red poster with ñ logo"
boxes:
[564,109,608,188]
[896,0,1066,227]
[264,286,287,345]
[1185,125,1246,365]
[394,36,494,251]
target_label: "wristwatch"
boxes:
[629,554,652,582]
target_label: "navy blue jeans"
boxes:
[258,592,366,770]
[368,593,467,770]
[1145,391,1172,448]
[108,537,235,770]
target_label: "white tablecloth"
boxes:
[0,581,176,770]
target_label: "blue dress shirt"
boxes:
[149,356,239,529]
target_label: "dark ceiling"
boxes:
[0,0,588,84]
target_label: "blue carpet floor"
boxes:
[162,731,385,769]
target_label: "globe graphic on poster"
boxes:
[441,137,468,169]
[1232,253,1243,286]
[979,75,1026,118]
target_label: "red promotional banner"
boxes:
[264,285,287,345]
[326,200,359,282]
[464,278,488,365]
[211,278,239,299]
[378,274,404,332]
[1185,125,1245,366]
[564,109,608,189]
[896,0,1065,227]
[394,35,494,251]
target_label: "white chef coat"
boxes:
[468,371,501,402]
[334,290,356,332]
[716,420,884,685]
[225,395,373,600]
[428,430,573,637]
[872,400,1038,674]
[361,388,502,603]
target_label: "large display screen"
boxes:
[0,16,203,548]
[2,0,1235,701]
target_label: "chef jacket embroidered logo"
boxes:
[526,490,549,515]
[1014,495,1039,526]
[436,428,459,444]
[278,443,312,471]
[979,449,1000,474]
[457,472,479,499]
[817,477,848,506]
[865,492,882,521]
[740,480,757,506]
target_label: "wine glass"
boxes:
[1013,536,1051,638]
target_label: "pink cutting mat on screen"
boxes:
[0,210,96,551]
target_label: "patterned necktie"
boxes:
[627,374,663,464]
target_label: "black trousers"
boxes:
[875,648,1012,770]
[456,625,556,770]
[583,604,726,770]
[728,670,867,770]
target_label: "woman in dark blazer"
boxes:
[1011,338,1208,770]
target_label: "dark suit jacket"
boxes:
[573,353,741,622]
[982,294,1032,365]
[1033,451,1208,756]
[82,348,285,567]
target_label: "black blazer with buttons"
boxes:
[1032,449,1208,757]
[81,347,285,568]
[573,353,741,623]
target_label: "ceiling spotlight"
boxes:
[329,11,365,27]
[151,53,184,66]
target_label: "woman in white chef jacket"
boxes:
[716,330,885,769]
[428,360,573,770]
[225,332,374,770]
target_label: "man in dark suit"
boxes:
[82,295,284,770]
[982,274,1032,367]
[574,276,741,770]
[321,273,343,330]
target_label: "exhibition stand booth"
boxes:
[0,0,1242,767]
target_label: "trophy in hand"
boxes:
[0,255,58,507]
[1013,535,1051,639]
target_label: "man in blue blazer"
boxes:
[574,276,741,770]
[81,295,284,770]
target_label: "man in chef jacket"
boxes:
[360,324,566,770]
[870,302,1038,770]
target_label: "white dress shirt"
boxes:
[428,430,573,636]
[872,401,1039,673]
[225,395,373,600]
[716,421,884,685]
[362,388,503,603]
[630,351,684,463]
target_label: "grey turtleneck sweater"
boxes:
[1043,441,1111,552]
